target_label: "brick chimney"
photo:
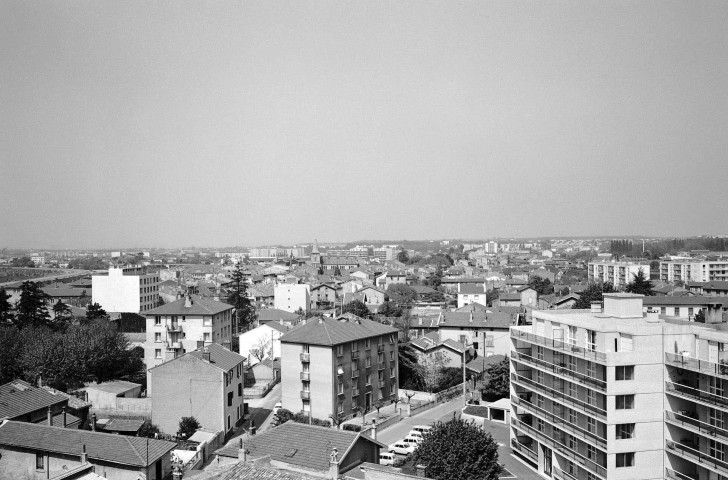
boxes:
[238,438,247,462]
[329,448,339,480]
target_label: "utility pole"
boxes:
[462,350,467,406]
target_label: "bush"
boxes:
[462,405,490,418]
[275,408,330,428]
[342,424,361,432]
[178,416,201,439]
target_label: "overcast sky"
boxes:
[2,1,727,249]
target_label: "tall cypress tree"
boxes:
[16,281,50,328]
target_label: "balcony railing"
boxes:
[511,417,606,479]
[511,328,607,363]
[666,352,728,379]
[351,369,359,378]
[510,438,538,464]
[351,351,359,360]
[665,411,728,442]
[300,353,310,362]
[300,390,310,400]
[168,341,181,349]
[166,323,182,332]
[665,467,697,480]
[300,372,310,381]
[552,466,578,480]
[665,381,728,410]
[666,439,728,476]
[512,394,607,450]
[511,350,606,391]
[511,371,607,420]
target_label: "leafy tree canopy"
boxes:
[386,284,417,306]
[528,276,554,295]
[342,299,371,319]
[178,416,201,439]
[227,265,256,332]
[16,281,50,329]
[572,282,616,309]
[412,417,502,480]
[0,288,13,324]
[86,302,107,320]
[625,268,655,296]
[481,357,510,401]
[138,420,161,438]
[378,301,403,318]
[397,249,410,263]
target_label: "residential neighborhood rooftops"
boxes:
[0,420,176,467]
[187,343,245,372]
[0,380,66,420]
[280,315,397,346]
[458,284,485,295]
[145,294,233,316]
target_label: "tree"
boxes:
[386,284,417,306]
[249,336,271,362]
[373,401,385,417]
[0,288,13,324]
[694,309,706,323]
[486,289,499,307]
[378,301,402,318]
[625,268,655,296]
[398,343,421,389]
[572,282,616,309]
[51,300,73,330]
[481,357,510,401]
[334,266,342,276]
[416,352,451,393]
[342,300,371,319]
[11,256,35,268]
[138,420,161,438]
[15,281,51,328]
[227,265,256,332]
[178,416,201,439]
[397,249,410,264]
[86,303,107,321]
[412,417,502,480]
[528,276,554,295]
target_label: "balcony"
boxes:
[665,467,697,480]
[300,391,310,400]
[665,411,728,442]
[351,369,359,379]
[511,417,606,479]
[168,342,182,350]
[552,466,578,480]
[352,388,360,397]
[351,351,359,360]
[666,439,728,476]
[166,323,182,332]
[511,351,606,391]
[510,438,537,464]
[511,370,607,421]
[300,372,310,381]
[666,352,728,379]
[511,327,607,363]
[300,353,310,362]
[665,381,728,410]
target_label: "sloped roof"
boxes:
[458,284,485,295]
[0,380,66,419]
[705,281,728,290]
[0,420,175,467]
[498,293,521,301]
[40,386,92,410]
[440,278,485,284]
[145,294,233,316]
[410,285,437,295]
[280,316,397,346]
[257,308,301,323]
[215,422,384,472]
[466,354,506,373]
[455,303,488,313]
[187,343,245,372]
[41,287,87,297]
[438,311,513,329]
[216,461,321,480]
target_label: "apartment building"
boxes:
[660,260,728,283]
[274,283,310,313]
[279,315,398,421]
[587,261,651,289]
[510,293,728,480]
[92,266,159,313]
[144,294,234,394]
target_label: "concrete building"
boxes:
[457,284,486,309]
[144,294,234,394]
[149,343,245,437]
[587,261,651,289]
[274,284,310,313]
[509,293,728,480]
[92,266,160,313]
[279,315,398,421]
[660,260,728,283]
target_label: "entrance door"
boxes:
[155,459,162,479]
[365,392,372,409]
[542,446,552,476]
[710,342,719,364]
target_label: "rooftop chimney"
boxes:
[185,295,193,308]
[91,413,97,431]
[370,419,377,441]
[238,438,247,462]
[469,313,473,323]
[80,445,88,464]
[62,407,67,428]
[202,346,211,363]
[47,407,52,426]
[329,448,339,480]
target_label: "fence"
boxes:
[361,410,404,435]
[115,397,152,413]
[244,379,279,399]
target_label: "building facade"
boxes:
[274,284,310,313]
[587,261,651,289]
[660,260,728,283]
[92,266,159,313]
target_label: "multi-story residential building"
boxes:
[274,284,310,313]
[457,284,486,309]
[144,294,234,393]
[92,266,159,313]
[509,293,728,480]
[660,260,728,283]
[149,343,245,437]
[279,315,398,421]
[587,260,651,289]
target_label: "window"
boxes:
[616,395,634,409]
[338,382,344,394]
[351,341,358,352]
[586,361,596,378]
[710,377,724,396]
[302,344,310,353]
[155,349,162,359]
[389,334,395,344]
[616,365,634,380]
[568,355,577,372]
[302,400,310,412]
[365,339,371,349]
[586,444,597,462]
[302,382,310,392]
[710,440,725,461]
[585,329,596,351]
[568,326,577,346]
[238,384,242,396]
[536,370,544,385]
[616,452,635,467]
[337,402,344,414]
[203,332,210,342]
[586,416,596,434]
[366,374,371,385]
[390,351,394,360]
[485,335,494,347]
[228,392,233,407]
[586,389,595,405]
[36,453,44,470]
[155,332,161,342]
[390,367,395,377]
[568,435,577,450]
[336,345,344,357]
[537,418,545,432]
[537,394,544,409]
[154,316,161,325]
[674,307,680,316]
[366,356,371,367]
[616,423,634,439]
[569,408,577,425]
[378,353,384,363]
[568,382,577,399]
[688,307,694,317]
[567,460,577,477]
[710,408,724,429]
[536,346,544,361]
[661,307,666,315]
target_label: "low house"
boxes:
[704,281,728,297]
[374,271,407,290]
[409,332,474,366]
[0,380,81,429]
[343,286,387,310]
[437,311,514,358]
[553,293,580,309]
[517,285,538,307]
[642,296,728,322]
[457,284,486,309]
[495,293,521,307]
[214,422,386,477]
[80,381,141,410]
[0,420,176,480]
[150,343,245,437]
[238,322,290,365]
[256,307,301,327]
[310,283,338,310]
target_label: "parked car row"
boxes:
[381,425,433,464]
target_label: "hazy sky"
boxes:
[2,1,727,248]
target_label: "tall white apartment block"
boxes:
[660,260,728,283]
[588,261,651,289]
[510,293,728,480]
[91,266,159,313]
[274,284,310,313]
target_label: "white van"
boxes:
[410,425,433,436]
[379,451,396,466]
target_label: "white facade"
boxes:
[238,323,286,365]
[457,292,487,309]
[660,260,728,283]
[274,284,310,313]
[587,261,651,289]
[92,266,159,313]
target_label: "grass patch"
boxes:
[462,405,490,417]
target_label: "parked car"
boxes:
[402,436,421,448]
[388,441,416,456]
[379,451,396,466]
[407,431,425,443]
[410,425,433,436]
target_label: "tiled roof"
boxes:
[438,312,513,329]
[322,256,359,265]
[498,293,521,301]
[643,296,728,306]
[280,316,397,346]
[455,303,488,313]
[410,285,436,295]
[216,462,321,480]
[145,295,233,316]
[0,420,176,467]
[96,418,145,433]
[466,354,506,373]
[40,386,91,410]
[187,343,245,372]
[705,281,728,290]
[32,412,81,428]
[215,422,383,472]
[440,278,485,284]
[458,284,485,295]
[0,380,66,419]
[257,308,301,323]
[41,287,87,297]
